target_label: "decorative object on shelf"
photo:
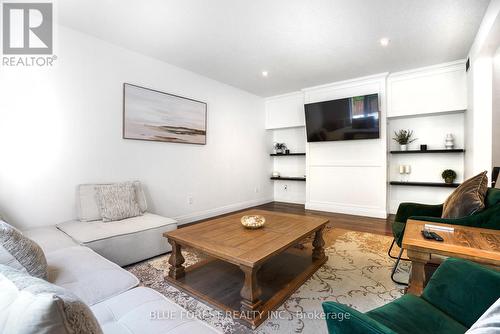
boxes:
[399,165,411,182]
[123,83,207,145]
[404,165,411,181]
[445,133,455,150]
[393,129,417,151]
[285,149,290,155]
[398,165,410,182]
[240,215,265,229]
[273,143,287,154]
[420,144,427,151]
[272,171,280,177]
[442,169,457,184]
[399,165,405,181]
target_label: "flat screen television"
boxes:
[304,94,380,142]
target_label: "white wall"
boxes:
[466,57,493,177]
[304,74,388,218]
[493,48,500,168]
[465,0,500,178]
[0,26,273,229]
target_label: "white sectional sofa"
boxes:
[55,182,178,266]
[23,225,220,334]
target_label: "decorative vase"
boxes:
[445,177,454,184]
[272,171,280,177]
[445,134,454,150]
[400,144,407,151]
[276,148,284,154]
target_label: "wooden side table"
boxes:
[402,219,500,295]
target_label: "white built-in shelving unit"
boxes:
[387,60,467,213]
[265,92,307,204]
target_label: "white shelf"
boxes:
[387,109,465,120]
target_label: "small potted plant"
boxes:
[273,143,287,154]
[441,169,457,184]
[393,129,417,151]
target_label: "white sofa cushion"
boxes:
[56,213,177,266]
[0,264,102,334]
[91,287,220,334]
[0,220,48,279]
[46,246,139,306]
[56,213,176,244]
[0,245,27,273]
[77,181,147,222]
[23,226,79,253]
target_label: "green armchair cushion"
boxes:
[422,258,500,328]
[393,203,443,246]
[392,188,500,247]
[411,203,500,230]
[322,259,500,334]
[322,301,397,334]
[486,188,500,208]
[366,294,467,334]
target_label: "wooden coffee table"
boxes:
[403,219,500,296]
[163,209,329,328]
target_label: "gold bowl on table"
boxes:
[241,215,265,229]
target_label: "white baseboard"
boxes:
[305,201,387,219]
[273,199,306,205]
[174,197,274,225]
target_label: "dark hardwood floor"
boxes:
[186,201,394,237]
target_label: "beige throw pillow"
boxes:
[442,171,488,219]
[0,220,48,279]
[95,182,141,222]
[0,264,103,334]
[77,181,147,222]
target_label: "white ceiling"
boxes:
[57,0,490,97]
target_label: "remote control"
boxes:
[422,230,434,239]
[430,231,444,242]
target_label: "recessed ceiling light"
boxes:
[262,71,269,77]
[380,38,390,47]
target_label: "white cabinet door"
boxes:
[387,61,467,118]
[265,92,305,129]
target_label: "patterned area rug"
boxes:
[126,230,410,334]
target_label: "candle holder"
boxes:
[399,165,411,182]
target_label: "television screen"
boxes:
[305,94,380,142]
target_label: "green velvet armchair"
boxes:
[389,187,500,284]
[322,258,500,334]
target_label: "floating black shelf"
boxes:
[270,153,306,156]
[271,176,306,181]
[390,149,464,154]
[390,181,460,188]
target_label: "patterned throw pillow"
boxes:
[0,220,48,279]
[95,182,141,222]
[0,264,103,334]
[442,171,488,218]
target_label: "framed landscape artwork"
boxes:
[123,83,207,145]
